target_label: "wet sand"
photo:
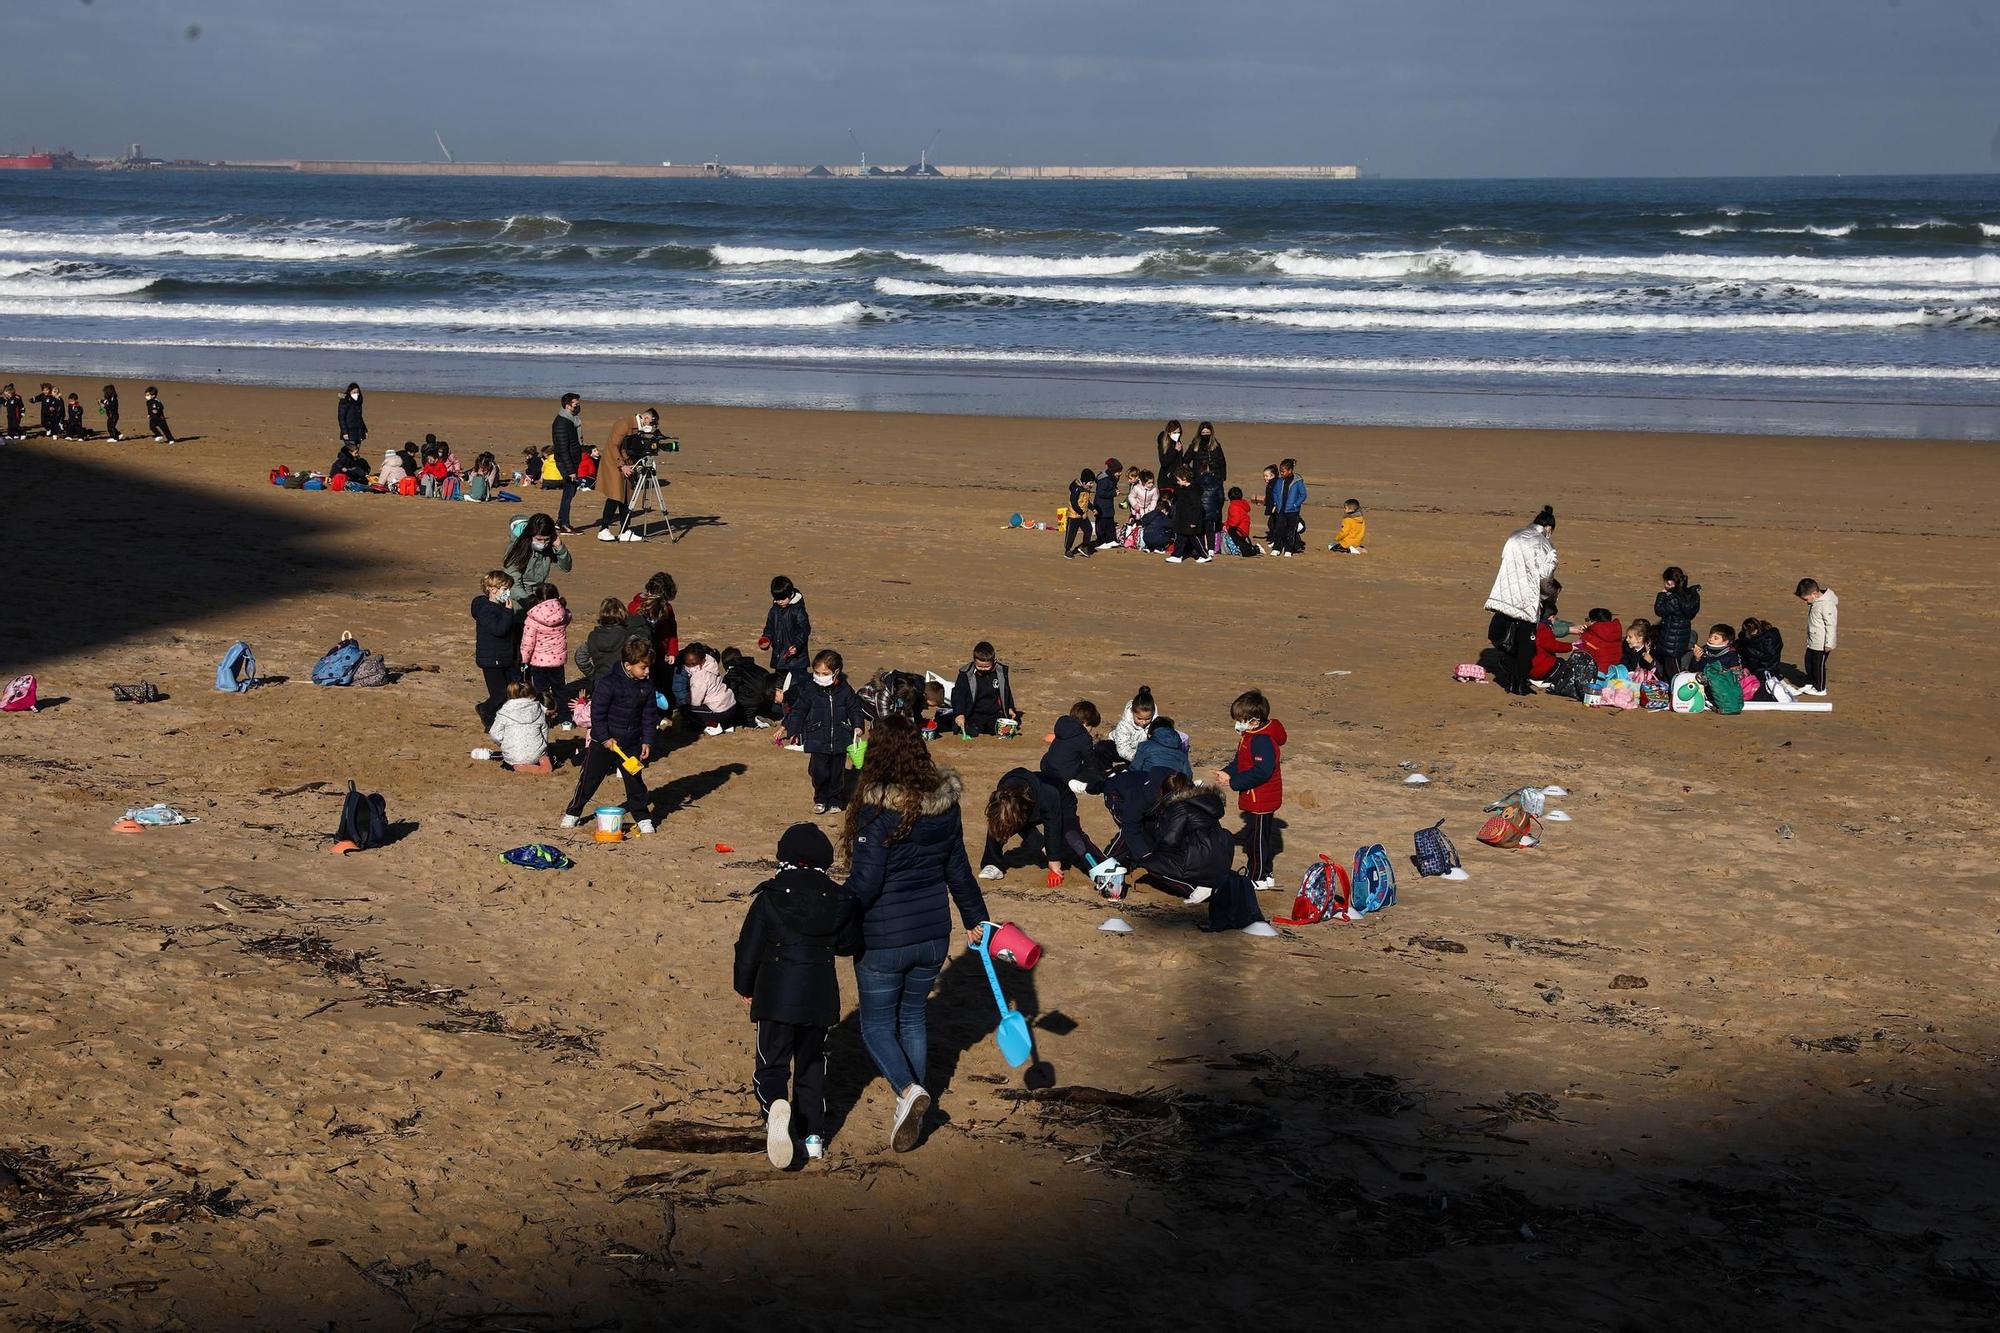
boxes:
[2,379,1997,1328]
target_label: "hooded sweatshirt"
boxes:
[518,598,572,669]
[575,619,637,680]
[1335,509,1366,548]
[1224,719,1287,814]
[732,866,863,1026]
[684,654,736,713]
[488,695,550,767]
[1040,715,1105,793]
[1805,588,1839,652]
[378,449,408,486]
[1132,727,1193,778]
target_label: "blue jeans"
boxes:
[854,937,949,1093]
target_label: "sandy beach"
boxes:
[3,378,1998,1328]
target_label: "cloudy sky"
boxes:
[14,0,2000,176]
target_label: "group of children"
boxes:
[1,382,174,442]
[1059,426,1354,564]
[326,434,512,501]
[1529,566,1840,699]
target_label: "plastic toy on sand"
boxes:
[976,924,1035,1068]
[606,740,642,775]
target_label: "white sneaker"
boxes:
[470,747,493,761]
[596,528,616,542]
[1095,541,1119,550]
[1800,685,1826,697]
[1186,885,1214,905]
[559,814,582,829]
[813,803,827,815]
[1195,555,1213,564]
[753,716,772,728]
[1252,877,1277,892]
[978,864,1004,880]
[891,1085,930,1153]
[766,1099,795,1169]
[635,819,655,835]
[703,724,723,736]
[618,530,644,542]
[803,1135,825,1162]
[1165,556,1184,564]
[1280,550,1295,558]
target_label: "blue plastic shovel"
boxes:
[976,923,1034,1069]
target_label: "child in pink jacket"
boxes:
[518,584,571,714]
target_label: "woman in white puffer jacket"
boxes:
[1483,506,1558,696]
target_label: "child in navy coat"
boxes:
[784,649,864,814]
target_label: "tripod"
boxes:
[621,460,672,541]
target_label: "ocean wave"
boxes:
[711,245,869,265]
[1984,223,2000,239]
[1137,226,1221,236]
[1215,307,1986,332]
[1754,224,1857,238]
[700,277,827,286]
[24,330,1999,384]
[875,277,1611,309]
[0,297,878,330]
[1271,247,2000,286]
[1675,225,1737,238]
[895,250,1159,277]
[0,227,412,261]
[0,274,157,298]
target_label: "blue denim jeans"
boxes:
[854,937,949,1093]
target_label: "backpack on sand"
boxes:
[1348,844,1398,916]
[1546,651,1597,702]
[312,640,366,687]
[1275,854,1350,926]
[215,642,258,692]
[336,780,388,851]
[1670,671,1708,714]
[1453,663,1489,683]
[1703,661,1745,715]
[501,843,574,871]
[1,674,37,713]
[1413,820,1460,878]
[350,652,389,688]
[1478,802,1541,849]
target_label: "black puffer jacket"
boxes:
[1171,485,1205,537]
[549,411,583,478]
[1039,715,1105,793]
[1739,625,1785,677]
[786,676,862,755]
[1136,785,1233,888]
[470,596,519,670]
[588,664,659,749]
[843,768,989,951]
[1654,585,1703,665]
[732,867,863,1026]
[337,392,366,445]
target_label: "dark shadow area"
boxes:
[664,514,725,544]
[0,447,376,673]
[646,762,749,824]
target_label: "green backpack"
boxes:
[1702,662,1745,715]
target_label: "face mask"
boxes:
[812,672,835,687]
[531,538,549,552]
[1233,720,1255,733]
[349,391,360,399]
[1169,431,1181,443]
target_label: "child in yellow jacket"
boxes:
[1329,499,1367,554]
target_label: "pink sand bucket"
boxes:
[986,921,1042,970]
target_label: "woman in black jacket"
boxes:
[1654,566,1701,673]
[1167,468,1208,563]
[839,716,989,1152]
[1738,617,1793,682]
[337,382,366,448]
[1191,421,1225,485]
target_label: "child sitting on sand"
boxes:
[679,643,742,735]
[379,446,409,488]
[1329,499,1367,553]
[783,649,863,815]
[1695,624,1741,672]
[1110,686,1157,764]
[463,451,499,501]
[473,682,553,773]
[733,822,862,1169]
[1577,608,1625,672]
[559,637,657,835]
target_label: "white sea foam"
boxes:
[701,277,825,286]
[0,227,412,261]
[876,277,1610,309]
[1271,247,2000,286]
[709,245,868,265]
[0,274,156,298]
[894,250,1159,277]
[1137,225,1221,235]
[1216,307,1985,332]
[1983,223,2000,238]
[1675,225,1737,237]
[1754,224,1857,238]
[0,297,876,329]
[19,330,1998,384]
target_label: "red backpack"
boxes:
[1275,854,1351,926]
[1,674,38,713]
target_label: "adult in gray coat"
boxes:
[502,513,573,609]
[1482,505,1558,695]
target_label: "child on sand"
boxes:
[1064,468,1097,559]
[947,643,1020,737]
[1577,608,1625,672]
[1328,499,1367,553]
[784,649,863,814]
[34,383,60,436]
[473,682,553,773]
[2,385,23,439]
[733,822,861,1169]
[982,767,1106,887]
[1621,618,1657,676]
[1224,487,1255,556]
[518,583,571,712]
[1695,623,1741,672]
[1039,701,1114,887]
[1654,567,1702,673]
[1110,686,1157,764]
[100,385,121,441]
[143,387,175,442]
[576,597,635,683]
[463,451,500,501]
[1212,690,1286,891]
[379,446,409,488]
[761,576,811,673]
[62,393,89,439]
[1795,578,1838,696]
[471,571,519,727]
[679,643,742,735]
[559,637,658,834]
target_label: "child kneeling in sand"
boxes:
[733,822,862,1168]
[473,682,552,773]
[559,637,658,834]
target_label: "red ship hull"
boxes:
[0,154,57,170]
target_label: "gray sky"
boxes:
[14,0,2000,176]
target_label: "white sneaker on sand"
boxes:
[618,530,644,542]
[559,814,582,829]
[1165,556,1184,564]
[470,747,493,761]
[813,803,827,815]
[1252,877,1277,892]
[766,1099,795,1169]
[1186,885,1214,905]
[596,528,616,542]
[978,864,1004,880]
[1241,920,1280,937]
[635,819,655,835]
[892,1085,931,1153]
[753,717,772,728]
[1095,541,1119,550]
[803,1135,825,1162]
[1195,555,1213,564]
[703,724,723,736]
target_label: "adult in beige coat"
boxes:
[594,408,659,542]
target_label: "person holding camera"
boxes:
[595,407,663,542]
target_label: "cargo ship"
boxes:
[0,151,57,170]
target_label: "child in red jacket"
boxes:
[1224,486,1254,555]
[1577,608,1624,673]
[1212,689,1286,890]
[1530,618,1573,681]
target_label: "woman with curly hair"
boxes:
[838,715,989,1153]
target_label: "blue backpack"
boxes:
[312,640,365,687]
[1348,844,1398,916]
[215,641,258,692]
[501,843,573,871]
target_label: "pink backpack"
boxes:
[1,674,38,713]
[1452,663,1488,683]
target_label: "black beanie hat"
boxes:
[1533,505,1555,529]
[776,822,835,870]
